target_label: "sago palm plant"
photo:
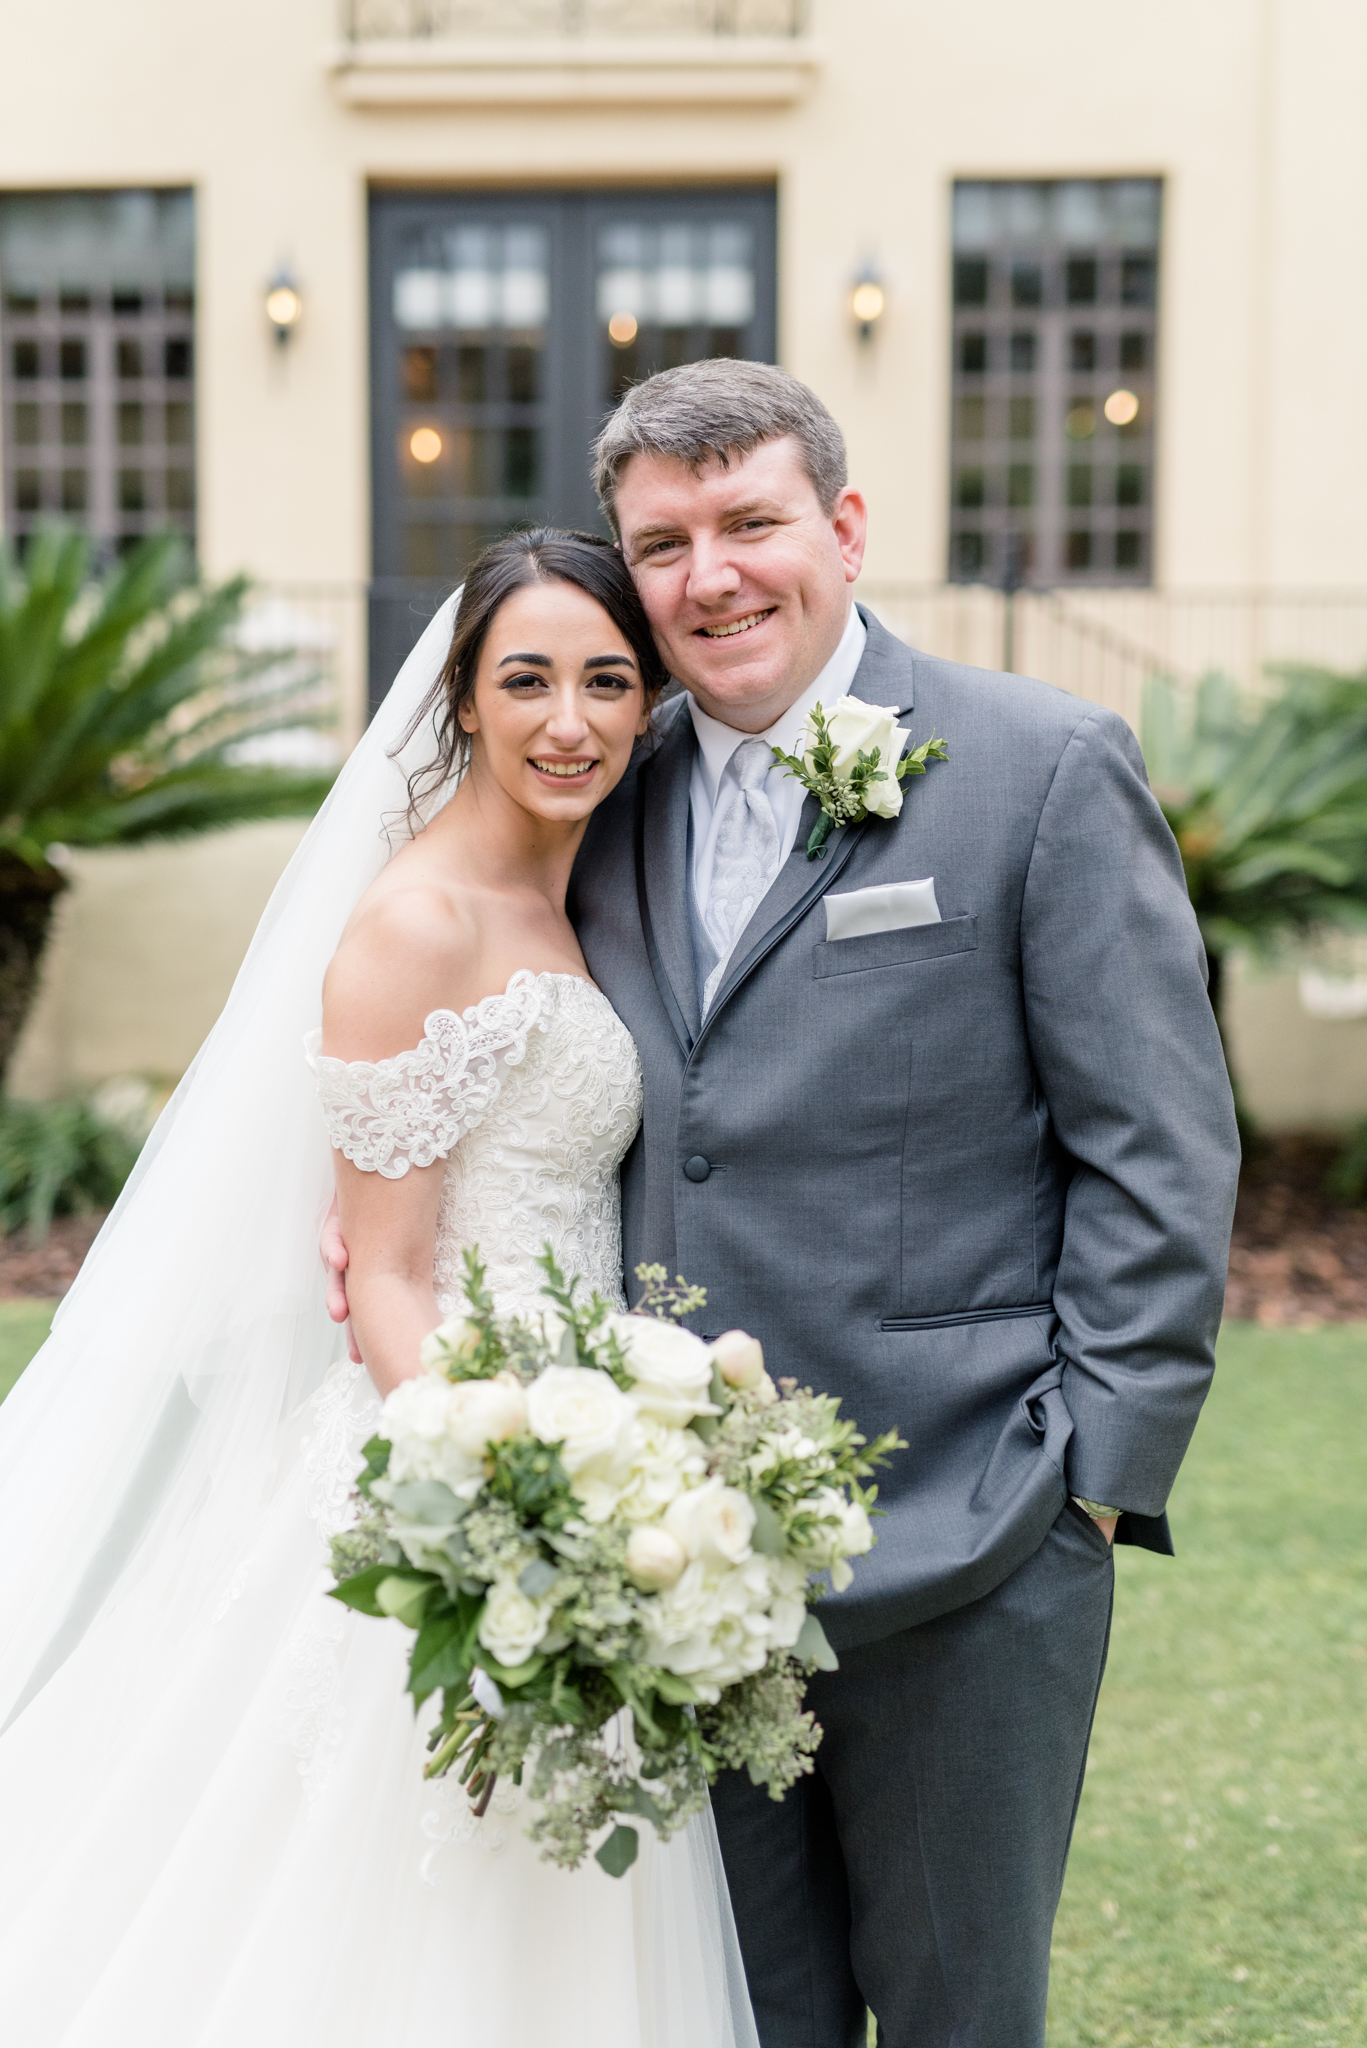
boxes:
[1142,664,1367,1109]
[0,530,337,1088]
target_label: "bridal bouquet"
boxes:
[328,1250,901,1875]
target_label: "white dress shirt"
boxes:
[687,603,868,920]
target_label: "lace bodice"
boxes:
[306,970,643,1317]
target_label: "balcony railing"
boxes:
[341,0,806,39]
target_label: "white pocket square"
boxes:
[824,878,941,942]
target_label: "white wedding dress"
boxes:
[0,967,757,2047]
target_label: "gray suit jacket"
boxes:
[568,608,1239,1651]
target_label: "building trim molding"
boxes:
[327,35,821,109]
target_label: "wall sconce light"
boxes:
[850,267,885,342]
[265,270,303,347]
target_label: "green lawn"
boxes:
[1048,1322,1367,2047]
[0,1297,54,1402]
[2,1305,1363,2041]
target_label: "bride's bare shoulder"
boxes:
[322,863,483,1062]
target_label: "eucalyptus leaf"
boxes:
[749,1497,786,1557]
[376,1575,436,1628]
[518,1557,559,1599]
[595,1824,640,1878]
[386,1479,463,1525]
[795,1611,840,1671]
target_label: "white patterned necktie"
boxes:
[701,737,782,1014]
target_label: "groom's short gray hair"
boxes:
[592,359,848,533]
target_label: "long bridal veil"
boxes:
[0,595,464,1727]
[0,588,758,2048]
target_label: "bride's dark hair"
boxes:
[396,527,669,825]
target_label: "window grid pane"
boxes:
[948,178,1160,589]
[0,189,195,558]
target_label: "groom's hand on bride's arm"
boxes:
[320,1194,363,1364]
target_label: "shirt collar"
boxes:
[685,603,868,805]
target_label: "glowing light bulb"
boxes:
[607,312,638,347]
[1104,388,1140,426]
[409,427,443,464]
[265,285,301,331]
[851,281,885,326]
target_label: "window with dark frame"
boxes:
[948,178,1160,590]
[0,189,195,560]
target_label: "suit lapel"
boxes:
[635,704,701,1053]
[701,607,921,1029]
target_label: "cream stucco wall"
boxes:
[3,0,1367,1116]
[4,0,1366,603]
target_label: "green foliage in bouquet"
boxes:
[329,1248,903,1876]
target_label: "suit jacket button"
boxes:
[683,1155,712,1182]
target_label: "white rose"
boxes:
[445,1376,527,1458]
[803,696,911,818]
[626,1525,689,1591]
[664,1478,756,1569]
[606,1314,716,1424]
[710,1330,766,1392]
[477,1577,552,1670]
[525,1364,634,1476]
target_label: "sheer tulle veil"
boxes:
[0,593,464,1727]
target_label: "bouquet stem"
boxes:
[805,813,836,861]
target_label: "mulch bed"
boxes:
[0,1213,107,1300]
[1225,1134,1367,1327]
[3,1141,1367,1324]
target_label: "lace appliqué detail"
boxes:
[300,1358,380,1544]
[304,969,555,1179]
[431,976,643,1321]
[419,1773,523,1881]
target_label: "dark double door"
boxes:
[368,184,777,703]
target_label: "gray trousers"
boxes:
[710,1503,1116,2048]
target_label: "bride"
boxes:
[0,530,758,2048]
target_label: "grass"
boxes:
[1047,1322,1367,2047]
[2,1306,1363,2040]
[0,1297,54,1402]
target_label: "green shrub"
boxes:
[1325,1119,1367,1206]
[0,1093,141,1240]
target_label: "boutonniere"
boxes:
[772,696,949,859]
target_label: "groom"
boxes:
[567,361,1239,2047]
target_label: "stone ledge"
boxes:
[328,35,821,107]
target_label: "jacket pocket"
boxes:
[812,914,978,979]
[879,1300,1053,1332]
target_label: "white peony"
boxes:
[525,1364,635,1476]
[664,1477,756,1570]
[606,1314,716,1425]
[478,1577,552,1670]
[802,696,911,818]
[625,1524,689,1591]
[710,1329,765,1391]
[445,1375,527,1458]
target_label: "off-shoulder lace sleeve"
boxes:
[304,968,553,1179]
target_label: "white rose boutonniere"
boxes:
[773,695,948,858]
